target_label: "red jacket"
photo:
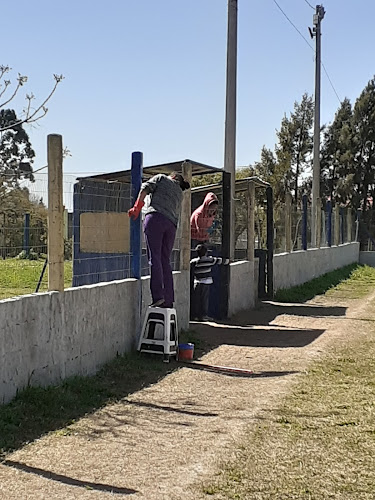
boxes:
[190,192,218,242]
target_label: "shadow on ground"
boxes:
[188,300,339,356]
[3,460,137,495]
[0,299,342,460]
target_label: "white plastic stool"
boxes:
[138,307,179,362]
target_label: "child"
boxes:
[190,244,229,321]
[190,192,219,249]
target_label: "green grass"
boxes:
[274,263,375,303]
[202,336,375,499]
[0,351,177,458]
[0,258,72,299]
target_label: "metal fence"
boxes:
[0,166,360,302]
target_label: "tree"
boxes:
[0,109,35,187]
[320,97,354,206]
[275,93,314,204]
[0,65,63,187]
[0,65,63,132]
[351,76,375,218]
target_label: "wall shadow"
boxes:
[3,460,137,495]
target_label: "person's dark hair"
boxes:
[195,244,207,257]
[170,172,190,191]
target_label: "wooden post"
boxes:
[247,181,255,261]
[316,197,321,248]
[334,205,340,246]
[180,161,192,271]
[48,134,64,291]
[266,186,274,298]
[285,192,292,253]
[63,208,69,240]
[347,208,353,242]
[302,194,307,251]
[23,213,30,256]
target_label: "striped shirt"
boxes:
[190,255,230,284]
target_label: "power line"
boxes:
[272,0,314,51]
[322,62,342,104]
[272,0,342,104]
[303,0,315,10]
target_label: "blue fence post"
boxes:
[327,201,332,247]
[302,194,307,251]
[23,213,30,256]
[130,152,143,279]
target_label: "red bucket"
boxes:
[178,343,194,361]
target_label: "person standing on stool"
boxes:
[128,172,190,308]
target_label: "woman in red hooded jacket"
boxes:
[190,192,218,248]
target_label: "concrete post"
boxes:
[180,161,192,271]
[347,208,353,242]
[285,192,292,253]
[48,134,64,292]
[334,205,340,246]
[224,0,238,261]
[247,181,255,261]
[316,197,321,248]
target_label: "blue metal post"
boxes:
[130,151,143,279]
[23,213,30,256]
[302,195,307,251]
[327,201,332,247]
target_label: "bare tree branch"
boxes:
[0,79,11,100]
[0,73,28,109]
[0,72,64,132]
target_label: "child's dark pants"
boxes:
[192,282,210,319]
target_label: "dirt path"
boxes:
[1,292,374,500]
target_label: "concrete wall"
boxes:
[228,260,258,316]
[359,251,375,267]
[274,242,360,292]
[0,271,189,405]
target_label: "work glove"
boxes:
[128,200,144,220]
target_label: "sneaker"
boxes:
[202,316,214,322]
[150,299,165,307]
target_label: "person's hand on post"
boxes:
[128,199,144,220]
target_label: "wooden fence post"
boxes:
[247,181,255,261]
[285,192,292,253]
[48,134,64,292]
[347,208,353,242]
[334,205,340,246]
[316,197,321,248]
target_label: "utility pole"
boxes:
[310,4,325,248]
[224,0,238,260]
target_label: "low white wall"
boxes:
[359,251,375,267]
[228,260,258,316]
[0,271,190,405]
[274,242,360,292]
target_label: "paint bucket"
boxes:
[178,343,194,361]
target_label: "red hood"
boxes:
[190,192,218,241]
[202,192,218,212]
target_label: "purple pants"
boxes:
[143,212,176,307]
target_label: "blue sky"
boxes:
[2,0,375,176]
